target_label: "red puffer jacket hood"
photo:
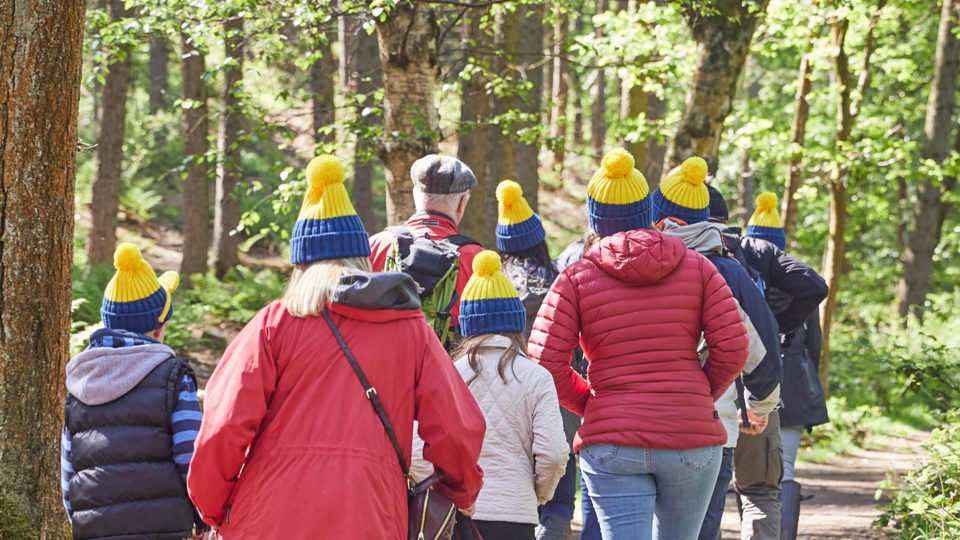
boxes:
[584,229,687,284]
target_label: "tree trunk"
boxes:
[310,22,336,147]
[458,7,492,245]
[87,0,132,266]
[340,8,382,230]
[897,0,960,321]
[486,5,520,228]
[820,2,883,395]
[738,149,755,225]
[644,93,667,189]
[590,0,607,158]
[550,10,569,174]
[376,4,439,225]
[515,2,545,212]
[148,36,169,113]
[0,0,84,535]
[782,24,817,247]
[543,21,554,138]
[180,31,210,279]
[92,0,106,128]
[665,0,770,172]
[572,13,585,147]
[620,0,649,167]
[212,16,244,279]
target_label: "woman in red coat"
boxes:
[187,155,486,539]
[528,150,748,540]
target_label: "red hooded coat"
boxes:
[188,278,485,539]
[528,229,748,452]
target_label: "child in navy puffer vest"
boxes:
[61,243,206,539]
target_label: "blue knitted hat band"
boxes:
[745,225,787,250]
[290,215,371,265]
[496,214,546,253]
[101,288,172,334]
[459,297,526,337]
[651,190,710,225]
[587,198,653,236]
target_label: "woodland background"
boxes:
[2,0,960,537]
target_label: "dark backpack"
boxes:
[383,226,480,348]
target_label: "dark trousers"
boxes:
[539,453,577,522]
[698,446,736,540]
[474,520,536,540]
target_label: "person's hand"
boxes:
[459,502,476,517]
[738,409,768,435]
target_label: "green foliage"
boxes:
[876,415,960,539]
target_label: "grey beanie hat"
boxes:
[411,155,477,194]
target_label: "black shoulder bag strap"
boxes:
[322,310,410,477]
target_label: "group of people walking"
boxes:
[60,146,829,540]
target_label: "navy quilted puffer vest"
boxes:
[65,356,195,540]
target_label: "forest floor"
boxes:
[569,430,929,539]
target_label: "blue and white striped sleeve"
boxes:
[171,373,203,482]
[61,424,73,517]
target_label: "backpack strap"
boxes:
[444,234,481,248]
[322,310,409,477]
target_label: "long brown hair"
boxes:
[453,332,528,386]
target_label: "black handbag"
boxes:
[322,310,470,540]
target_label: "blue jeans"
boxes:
[540,453,577,522]
[698,447,735,540]
[581,466,602,540]
[580,443,722,540]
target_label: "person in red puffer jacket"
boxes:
[528,149,748,540]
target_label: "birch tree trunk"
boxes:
[376,3,439,225]
[212,16,244,278]
[0,0,84,534]
[179,31,211,279]
[897,0,960,321]
[665,0,770,172]
[87,0,132,265]
[458,7,492,245]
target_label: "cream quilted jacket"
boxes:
[411,335,570,524]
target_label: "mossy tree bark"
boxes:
[377,2,440,225]
[0,0,85,535]
[179,31,211,280]
[897,0,960,322]
[458,6,493,245]
[485,5,520,242]
[87,0,132,265]
[212,16,244,279]
[514,2,545,212]
[665,0,770,173]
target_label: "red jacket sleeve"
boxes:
[368,230,392,272]
[413,323,485,508]
[187,307,278,527]
[527,268,591,416]
[698,256,749,401]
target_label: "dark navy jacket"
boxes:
[65,357,196,540]
[779,311,829,428]
[723,228,828,334]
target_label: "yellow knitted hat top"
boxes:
[588,148,650,205]
[101,242,180,333]
[496,180,534,225]
[298,155,356,221]
[652,156,711,224]
[748,192,784,228]
[461,251,521,302]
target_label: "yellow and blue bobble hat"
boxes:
[458,251,526,337]
[587,148,652,236]
[101,243,180,334]
[746,192,786,250]
[290,154,371,265]
[496,180,546,253]
[652,156,710,224]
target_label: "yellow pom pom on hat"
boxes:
[496,180,546,253]
[458,251,526,337]
[291,154,371,264]
[586,148,652,235]
[100,242,180,334]
[746,192,786,249]
[652,156,710,224]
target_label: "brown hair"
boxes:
[453,332,528,386]
[583,229,603,250]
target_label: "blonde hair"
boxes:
[282,257,372,317]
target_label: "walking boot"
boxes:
[779,480,801,540]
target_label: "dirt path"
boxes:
[717,432,929,539]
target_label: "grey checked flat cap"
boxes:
[410,155,477,194]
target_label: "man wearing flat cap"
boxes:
[369,154,483,330]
